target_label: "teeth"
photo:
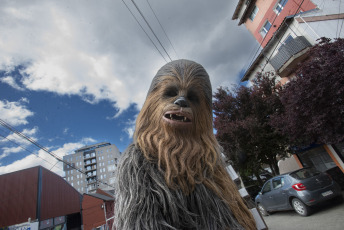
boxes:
[184,117,187,121]
[170,114,173,119]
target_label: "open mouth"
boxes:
[163,111,192,123]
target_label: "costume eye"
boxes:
[164,87,178,97]
[187,90,199,103]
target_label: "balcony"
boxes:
[85,165,97,172]
[83,152,96,160]
[270,36,312,77]
[84,159,97,166]
[87,178,97,184]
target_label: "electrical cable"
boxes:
[130,0,172,62]
[260,0,306,72]
[246,0,286,71]
[336,0,342,38]
[339,18,344,37]
[0,118,114,189]
[245,0,306,76]
[120,0,168,62]
[0,131,61,171]
[145,0,179,59]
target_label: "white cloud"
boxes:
[123,116,137,139]
[0,0,255,117]
[63,128,69,135]
[0,127,38,146]
[0,146,22,160]
[0,98,34,126]
[0,76,24,91]
[0,137,97,176]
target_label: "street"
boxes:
[262,192,344,230]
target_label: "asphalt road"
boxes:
[262,192,344,230]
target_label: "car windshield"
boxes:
[290,168,320,180]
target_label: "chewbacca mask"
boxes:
[114,60,256,230]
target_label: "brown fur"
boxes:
[134,61,256,230]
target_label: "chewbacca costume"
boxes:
[114,60,256,230]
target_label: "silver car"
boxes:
[255,167,343,216]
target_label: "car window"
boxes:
[262,181,272,194]
[272,177,284,189]
[290,168,320,180]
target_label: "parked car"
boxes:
[255,167,343,216]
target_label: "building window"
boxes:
[274,0,288,14]
[249,5,259,21]
[260,20,272,37]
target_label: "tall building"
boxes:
[63,142,121,193]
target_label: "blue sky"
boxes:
[0,0,256,176]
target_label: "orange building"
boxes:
[233,0,316,47]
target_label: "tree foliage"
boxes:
[213,73,289,181]
[272,38,344,146]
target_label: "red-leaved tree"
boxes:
[213,73,289,181]
[272,38,344,146]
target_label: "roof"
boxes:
[232,0,246,20]
[75,142,111,152]
[0,166,81,227]
[86,193,114,201]
[85,189,114,201]
[232,0,257,25]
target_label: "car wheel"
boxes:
[292,198,311,216]
[257,203,269,216]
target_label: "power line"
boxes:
[246,1,284,71]
[120,0,168,62]
[0,131,62,172]
[0,118,114,189]
[245,0,305,74]
[145,0,179,59]
[260,0,306,72]
[130,0,172,62]
[336,0,342,38]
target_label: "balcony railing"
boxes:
[270,36,312,71]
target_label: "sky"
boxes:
[0,0,257,177]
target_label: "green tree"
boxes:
[213,73,289,183]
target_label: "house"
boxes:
[0,166,82,229]
[82,189,115,230]
[232,0,344,175]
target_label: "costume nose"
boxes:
[174,96,188,107]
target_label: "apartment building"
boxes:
[63,142,120,193]
[232,0,316,47]
[232,0,344,175]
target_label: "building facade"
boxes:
[0,166,82,229]
[232,0,344,175]
[82,189,115,230]
[232,0,316,48]
[63,142,120,193]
